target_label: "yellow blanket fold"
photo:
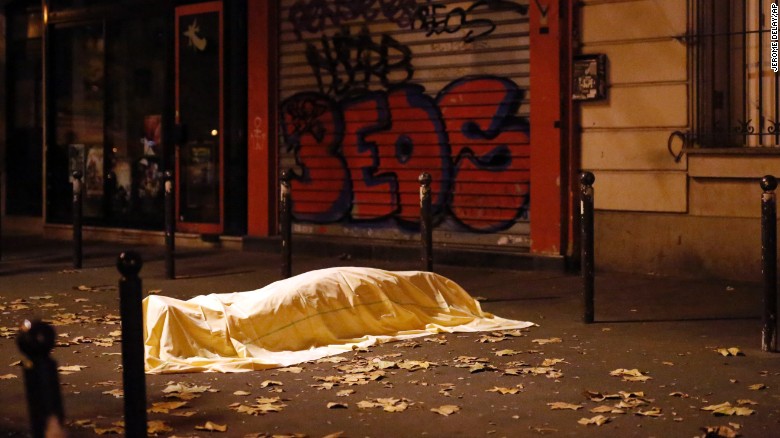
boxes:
[144,267,533,373]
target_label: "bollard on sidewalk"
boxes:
[280,170,292,279]
[761,175,777,352]
[419,172,433,272]
[117,251,148,437]
[581,172,595,324]
[17,320,66,438]
[164,171,176,279]
[72,170,83,269]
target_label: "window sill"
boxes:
[685,147,780,156]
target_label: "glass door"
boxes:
[175,2,223,234]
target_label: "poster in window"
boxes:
[112,158,132,214]
[573,54,607,101]
[85,146,104,197]
[136,156,161,200]
[187,145,214,186]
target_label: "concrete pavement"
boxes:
[0,234,777,437]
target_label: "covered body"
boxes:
[144,267,533,373]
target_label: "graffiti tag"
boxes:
[281,76,530,231]
[306,26,414,97]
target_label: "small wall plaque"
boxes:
[573,54,607,101]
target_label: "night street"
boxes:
[0,235,777,437]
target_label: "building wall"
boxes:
[273,0,542,250]
[580,0,778,281]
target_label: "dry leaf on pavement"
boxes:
[532,338,562,345]
[635,408,663,417]
[715,347,744,357]
[260,380,283,388]
[327,402,348,409]
[431,405,460,416]
[195,421,227,432]
[547,402,582,411]
[0,374,17,380]
[494,349,521,357]
[233,390,251,396]
[147,420,173,434]
[609,368,652,382]
[58,365,87,374]
[278,366,303,373]
[701,402,755,416]
[231,396,287,415]
[699,425,740,437]
[748,383,766,390]
[577,415,611,426]
[102,389,124,399]
[147,401,187,413]
[590,406,625,414]
[487,386,522,395]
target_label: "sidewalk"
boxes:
[0,235,777,437]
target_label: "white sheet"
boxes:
[143,267,533,373]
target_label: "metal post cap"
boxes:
[418,172,432,186]
[280,169,292,183]
[117,251,143,277]
[72,170,83,180]
[16,319,56,359]
[581,171,595,186]
[761,175,778,192]
[164,170,173,180]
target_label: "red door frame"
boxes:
[247,1,278,237]
[174,1,225,234]
[530,0,573,256]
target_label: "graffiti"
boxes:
[306,26,414,97]
[289,0,528,42]
[289,0,417,40]
[281,76,529,232]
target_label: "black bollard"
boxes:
[419,172,433,272]
[164,171,176,279]
[761,175,777,352]
[581,172,595,324]
[72,170,83,269]
[17,320,66,438]
[117,251,148,437]
[280,170,292,279]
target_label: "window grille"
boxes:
[693,0,779,148]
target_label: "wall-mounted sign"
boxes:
[573,54,607,101]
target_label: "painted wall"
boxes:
[580,0,780,280]
[275,0,539,249]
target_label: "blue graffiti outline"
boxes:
[341,90,400,220]
[280,92,353,222]
[436,75,530,233]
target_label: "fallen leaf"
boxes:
[170,411,196,417]
[231,396,287,415]
[147,401,187,413]
[233,390,251,396]
[260,380,283,388]
[93,426,123,435]
[669,391,689,398]
[147,420,172,434]
[58,365,87,374]
[0,374,17,380]
[487,386,522,395]
[577,415,610,426]
[662,361,675,366]
[532,338,562,345]
[701,402,755,416]
[547,402,582,411]
[589,406,624,414]
[431,405,460,416]
[609,368,652,382]
[278,366,303,373]
[748,383,767,390]
[700,425,740,438]
[327,402,348,409]
[322,432,346,438]
[736,399,757,405]
[635,408,663,417]
[336,389,354,397]
[397,360,435,371]
[716,347,744,357]
[316,356,349,363]
[495,349,521,357]
[540,358,565,367]
[195,421,227,432]
[102,389,124,399]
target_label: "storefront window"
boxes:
[48,15,166,227]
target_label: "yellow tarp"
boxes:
[144,267,533,373]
